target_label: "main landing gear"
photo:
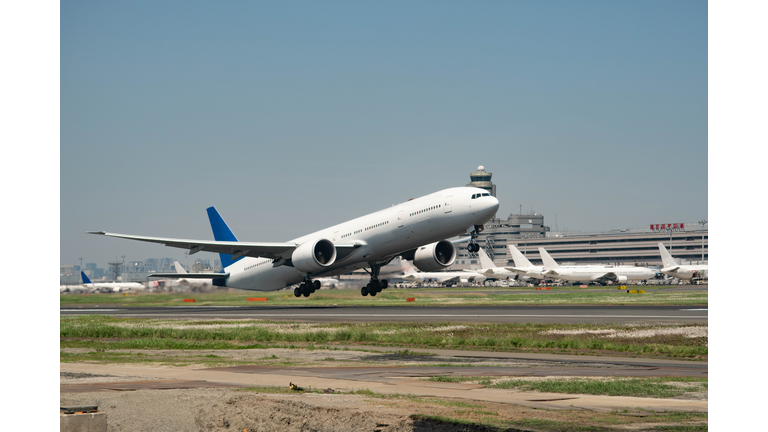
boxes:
[466,224,484,252]
[360,262,389,297]
[294,278,321,298]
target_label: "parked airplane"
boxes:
[168,261,214,288]
[80,271,146,292]
[538,248,657,285]
[89,187,499,297]
[658,243,708,281]
[400,259,487,286]
[503,244,548,281]
[470,247,515,280]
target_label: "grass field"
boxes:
[60,315,707,359]
[60,285,707,307]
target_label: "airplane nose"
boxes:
[487,196,500,213]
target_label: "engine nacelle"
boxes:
[412,240,457,272]
[292,239,337,273]
[616,275,628,284]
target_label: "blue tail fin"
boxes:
[206,206,243,270]
[81,271,92,284]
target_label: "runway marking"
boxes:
[60,309,119,312]
[59,312,706,319]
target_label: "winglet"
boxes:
[81,271,92,284]
[538,247,560,270]
[206,206,243,270]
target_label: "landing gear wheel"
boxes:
[294,287,301,297]
[381,280,388,289]
[370,289,377,297]
[301,283,311,297]
[361,286,369,296]
[313,280,321,291]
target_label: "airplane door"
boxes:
[333,231,339,241]
[397,210,404,228]
[444,196,452,213]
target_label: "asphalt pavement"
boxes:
[60,304,708,324]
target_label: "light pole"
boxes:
[698,219,707,262]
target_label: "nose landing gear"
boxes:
[467,224,484,252]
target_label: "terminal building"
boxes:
[452,166,707,270]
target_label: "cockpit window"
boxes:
[471,194,476,199]
[482,193,490,197]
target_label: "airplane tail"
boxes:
[174,261,188,274]
[477,247,497,269]
[538,247,560,270]
[80,271,92,284]
[507,245,534,268]
[658,243,677,268]
[400,259,417,275]
[206,206,243,270]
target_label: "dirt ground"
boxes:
[61,372,707,432]
[61,346,707,431]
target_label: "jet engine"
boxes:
[292,239,337,273]
[615,275,628,284]
[412,240,457,272]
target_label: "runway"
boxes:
[60,305,708,324]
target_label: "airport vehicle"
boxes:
[538,248,657,285]
[400,259,487,286]
[503,244,548,281]
[658,243,708,281]
[89,187,499,297]
[80,271,146,292]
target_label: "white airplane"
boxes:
[503,244,549,281]
[80,271,146,293]
[89,187,499,297]
[166,261,215,288]
[538,248,657,285]
[399,259,487,286]
[469,247,515,280]
[658,243,708,281]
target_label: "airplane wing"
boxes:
[88,231,359,260]
[504,267,529,275]
[439,275,462,283]
[593,272,618,281]
[149,272,227,279]
[661,266,681,272]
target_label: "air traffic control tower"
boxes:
[467,166,496,197]
[455,165,549,266]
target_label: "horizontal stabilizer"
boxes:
[149,272,229,279]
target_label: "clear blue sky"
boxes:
[61,1,707,268]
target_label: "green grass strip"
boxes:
[491,377,707,398]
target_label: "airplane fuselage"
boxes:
[547,266,657,282]
[661,265,708,280]
[224,187,498,291]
